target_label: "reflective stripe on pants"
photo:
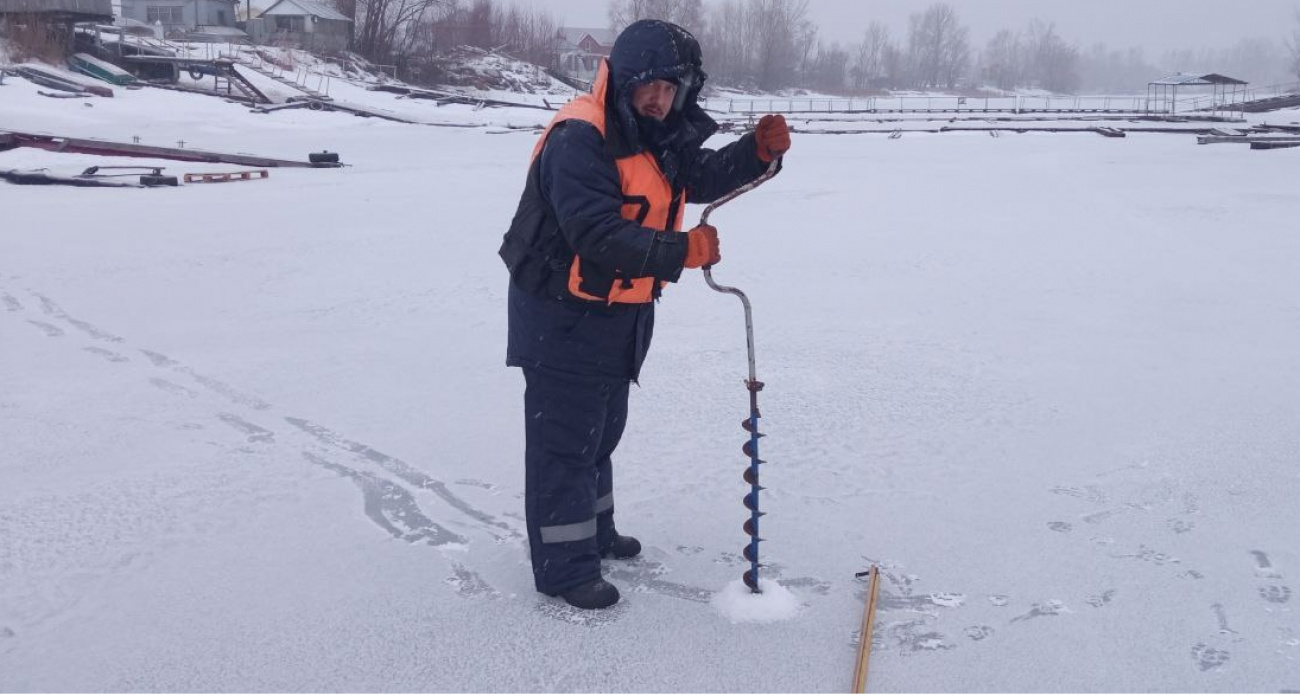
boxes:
[522,367,629,595]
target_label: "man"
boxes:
[498,19,791,610]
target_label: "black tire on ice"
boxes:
[140,174,180,187]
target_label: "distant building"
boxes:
[560,27,614,56]
[0,0,113,25]
[246,0,351,52]
[117,0,245,40]
[556,26,614,83]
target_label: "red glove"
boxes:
[684,224,720,269]
[755,114,790,162]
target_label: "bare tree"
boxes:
[849,21,890,90]
[608,0,706,34]
[1291,9,1300,80]
[463,0,495,48]
[493,3,559,66]
[794,17,819,82]
[1025,19,1079,93]
[394,0,559,83]
[698,0,751,86]
[1222,37,1288,84]
[1077,43,1157,93]
[980,29,1021,91]
[354,0,445,61]
[807,40,849,90]
[696,0,807,91]
[905,3,969,89]
[942,20,970,88]
[751,0,810,91]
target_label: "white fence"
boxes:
[700,95,1154,115]
[703,83,1300,117]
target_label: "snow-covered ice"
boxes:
[2,66,1299,692]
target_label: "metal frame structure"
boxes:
[1148,72,1248,118]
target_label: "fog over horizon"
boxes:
[534,0,1298,56]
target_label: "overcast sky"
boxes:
[530,0,1300,55]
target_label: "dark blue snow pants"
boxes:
[522,367,630,595]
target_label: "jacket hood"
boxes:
[605,19,717,163]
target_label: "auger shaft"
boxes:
[700,157,781,594]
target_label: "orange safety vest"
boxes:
[529,61,686,304]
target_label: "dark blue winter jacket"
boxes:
[503,20,770,381]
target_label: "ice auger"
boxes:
[700,156,782,593]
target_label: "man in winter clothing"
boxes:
[499,19,791,610]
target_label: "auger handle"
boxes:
[701,157,781,385]
[699,156,782,228]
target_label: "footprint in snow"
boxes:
[1010,600,1070,623]
[1191,642,1230,671]
[885,618,955,652]
[1086,590,1116,608]
[1250,549,1281,578]
[446,564,500,599]
[1260,585,1292,604]
[1210,603,1239,637]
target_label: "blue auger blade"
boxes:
[743,491,762,511]
[741,419,767,435]
[743,465,759,485]
[741,441,766,461]
[743,568,761,592]
[743,541,762,562]
[742,516,765,536]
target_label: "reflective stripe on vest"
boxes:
[529,60,685,304]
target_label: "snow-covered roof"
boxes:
[236,0,276,22]
[559,27,615,48]
[259,0,350,22]
[1150,72,1248,86]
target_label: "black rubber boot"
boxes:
[601,534,642,559]
[559,578,621,610]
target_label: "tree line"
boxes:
[624,0,1300,93]
[345,0,1300,92]
[345,0,560,74]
